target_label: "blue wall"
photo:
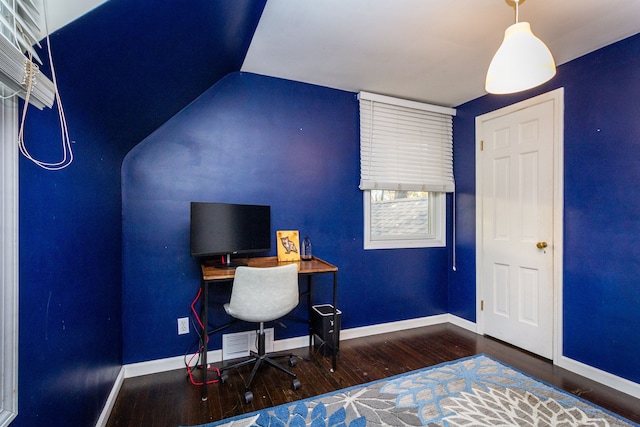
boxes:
[121,72,450,363]
[16,1,265,426]
[451,33,640,383]
[14,0,640,423]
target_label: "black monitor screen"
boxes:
[190,202,271,263]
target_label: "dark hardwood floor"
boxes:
[106,324,640,426]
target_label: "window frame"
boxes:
[0,88,19,426]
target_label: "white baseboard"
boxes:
[555,354,640,400]
[95,367,124,427]
[449,315,640,400]
[123,314,450,378]
[121,314,457,379]
[340,314,449,340]
[123,348,224,378]
[446,314,477,333]
[97,314,640,426]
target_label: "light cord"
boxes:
[452,191,457,271]
[17,0,74,171]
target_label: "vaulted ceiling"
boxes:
[51,0,640,107]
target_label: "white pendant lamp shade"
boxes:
[485,22,556,94]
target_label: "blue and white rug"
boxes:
[190,354,638,427]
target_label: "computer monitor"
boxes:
[190,202,271,268]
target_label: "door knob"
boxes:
[536,241,548,249]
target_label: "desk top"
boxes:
[200,256,338,281]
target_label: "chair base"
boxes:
[220,325,300,403]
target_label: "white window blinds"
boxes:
[359,91,456,192]
[0,0,54,109]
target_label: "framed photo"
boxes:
[276,230,300,262]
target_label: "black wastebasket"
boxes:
[311,304,341,356]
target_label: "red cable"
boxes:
[187,288,220,385]
[187,345,220,385]
[191,287,206,331]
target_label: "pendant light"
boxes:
[485,0,556,94]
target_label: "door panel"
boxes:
[479,99,554,359]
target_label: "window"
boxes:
[365,190,446,249]
[0,1,51,422]
[359,92,455,249]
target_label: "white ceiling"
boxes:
[241,0,640,107]
[47,0,640,108]
[45,0,107,35]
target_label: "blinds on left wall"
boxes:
[0,0,55,109]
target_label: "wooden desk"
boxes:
[198,256,338,401]
[201,256,337,280]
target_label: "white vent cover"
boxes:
[222,328,274,361]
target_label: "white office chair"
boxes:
[220,263,301,403]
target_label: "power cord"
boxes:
[184,287,220,385]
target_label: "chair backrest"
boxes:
[226,263,299,323]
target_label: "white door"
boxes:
[476,91,562,360]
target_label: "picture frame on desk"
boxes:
[276,230,300,262]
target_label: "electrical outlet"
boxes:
[177,317,189,335]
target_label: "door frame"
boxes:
[475,88,564,362]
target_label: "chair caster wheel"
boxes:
[291,379,301,390]
[220,372,229,383]
[288,357,297,367]
[243,390,254,403]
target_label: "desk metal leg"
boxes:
[331,271,338,372]
[200,278,208,401]
[307,275,313,349]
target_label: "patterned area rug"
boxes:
[189,354,638,427]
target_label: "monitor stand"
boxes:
[202,254,247,269]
